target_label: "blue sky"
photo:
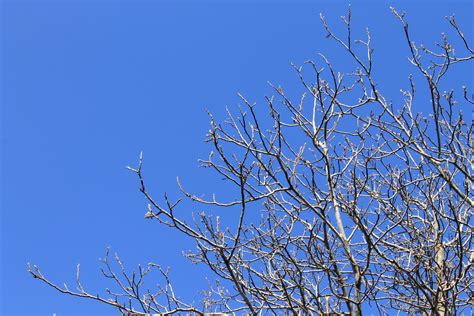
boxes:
[1,1,472,315]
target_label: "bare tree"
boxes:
[29,7,473,316]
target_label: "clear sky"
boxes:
[1,1,472,315]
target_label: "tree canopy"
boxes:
[30,7,473,316]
